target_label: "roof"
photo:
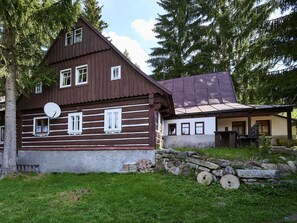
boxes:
[158,72,292,116]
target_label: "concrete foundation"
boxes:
[163,135,215,148]
[16,150,155,173]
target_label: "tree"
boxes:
[83,0,108,32]
[0,0,80,175]
[148,0,203,80]
[123,49,131,60]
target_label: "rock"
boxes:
[278,164,292,173]
[162,154,175,159]
[220,174,240,189]
[198,166,210,172]
[186,163,198,169]
[155,154,162,159]
[223,166,235,175]
[287,161,296,172]
[176,152,188,159]
[188,157,220,170]
[279,156,287,161]
[187,151,197,157]
[212,169,224,177]
[197,171,214,185]
[181,165,192,175]
[216,159,230,168]
[261,163,278,170]
[168,166,181,175]
[236,169,280,179]
[164,148,175,154]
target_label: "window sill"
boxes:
[33,134,49,137]
[68,132,82,135]
[104,130,121,134]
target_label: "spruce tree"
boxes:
[148,0,203,80]
[83,0,108,32]
[0,0,80,175]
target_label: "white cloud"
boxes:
[131,18,156,42]
[104,31,150,74]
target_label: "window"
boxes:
[75,65,88,85]
[104,108,122,133]
[111,65,121,80]
[35,82,42,94]
[181,123,190,135]
[256,120,271,136]
[0,126,4,143]
[65,31,73,46]
[232,121,246,136]
[168,123,176,135]
[74,28,82,43]
[195,122,204,135]
[33,117,49,135]
[60,69,71,88]
[68,112,83,134]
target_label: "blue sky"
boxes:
[100,0,163,74]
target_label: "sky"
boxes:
[100,0,162,75]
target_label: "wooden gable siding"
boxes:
[19,97,153,150]
[44,18,110,65]
[18,49,165,110]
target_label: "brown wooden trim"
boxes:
[195,122,204,135]
[181,122,190,135]
[287,111,292,141]
[148,105,156,146]
[19,146,154,151]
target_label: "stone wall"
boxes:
[155,149,297,186]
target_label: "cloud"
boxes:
[131,18,156,42]
[104,31,150,74]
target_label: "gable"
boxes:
[17,17,172,111]
[44,18,110,65]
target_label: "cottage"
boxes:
[0,17,173,173]
[158,72,296,148]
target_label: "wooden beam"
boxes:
[248,114,251,136]
[287,110,293,143]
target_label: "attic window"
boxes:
[111,65,121,80]
[74,28,82,43]
[35,82,42,94]
[65,31,73,46]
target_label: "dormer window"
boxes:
[74,28,82,43]
[65,31,73,46]
[35,82,42,94]
[60,68,72,88]
[111,65,121,80]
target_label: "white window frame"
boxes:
[35,82,42,94]
[111,65,121,80]
[60,68,72,88]
[74,28,83,43]
[75,64,88,85]
[68,112,83,135]
[104,108,122,133]
[0,126,4,143]
[33,117,50,136]
[65,31,73,46]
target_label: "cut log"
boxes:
[197,171,214,185]
[220,174,240,190]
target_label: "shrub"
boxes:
[259,135,271,157]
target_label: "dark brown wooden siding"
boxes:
[19,97,153,150]
[44,18,110,65]
[18,49,163,110]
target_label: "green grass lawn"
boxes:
[0,172,297,223]
[175,147,296,163]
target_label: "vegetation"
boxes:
[0,172,297,223]
[82,0,108,32]
[0,0,80,175]
[149,0,296,105]
[174,147,296,163]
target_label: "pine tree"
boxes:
[148,0,203,80]
[83,0,108,32]
[0,0,80,175]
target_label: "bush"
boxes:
[259,135,271,157]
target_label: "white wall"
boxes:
[163,117,216,136]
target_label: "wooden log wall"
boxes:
[20,98,153,151]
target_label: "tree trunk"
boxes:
[2,28,17,176]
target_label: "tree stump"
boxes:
[220,174,240,189]
[197,171,214,185]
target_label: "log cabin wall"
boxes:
[19,97,152,151]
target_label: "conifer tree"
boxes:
[0,0,80,175]
[83,0,108,32]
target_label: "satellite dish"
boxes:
[44,102,61,119]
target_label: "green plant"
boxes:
[259,135,271,157]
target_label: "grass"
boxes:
[175,147,296,163]
[0,172,297,223]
